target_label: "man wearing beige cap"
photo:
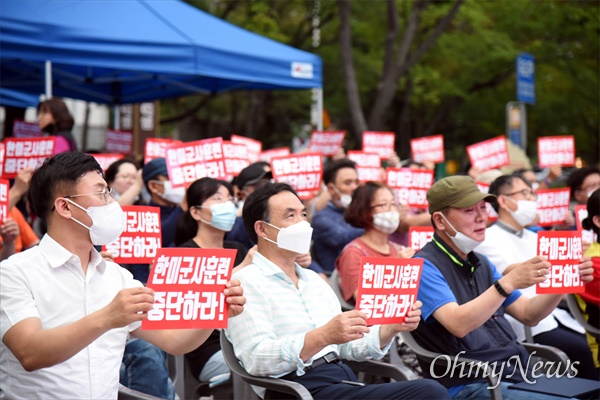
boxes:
[411,175,595,399]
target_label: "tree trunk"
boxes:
[338,0,367,145]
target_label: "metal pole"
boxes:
[316,88,323,131]
[45,60,53,99]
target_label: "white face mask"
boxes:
[440,213,482,255]
[262,220,313,254]
[155,180,186,204]
[199,201,237,232]
[66,200,126,246]
[373,211,400,234]
[331,184,352,209]
[505,197,538,227]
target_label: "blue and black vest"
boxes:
[414,234,529,388]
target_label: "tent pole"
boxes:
[316,88,323,131]
[45,60,53,99]
[114,105,120,130]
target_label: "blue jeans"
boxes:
[120,338,175,400]
[452,382,573,400]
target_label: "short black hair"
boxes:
[242,182,298,244]
[323,158,357,185]
[566,167,600,197]
[105,158,139,185]
[488,174,530,212]
[28,152,104,224]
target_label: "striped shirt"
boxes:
[225,251,389,377]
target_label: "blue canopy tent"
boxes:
[0,0,323,125]
[0,88,40,108]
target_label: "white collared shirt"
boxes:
[225,251,390,378]
[0,234,142,399]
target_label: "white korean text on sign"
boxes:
[466,136,510,171]
[410,134,445,164]
[104,206,161,264]
[536,231,584,295]
[309,130,346,157]
[362,131,396,159]
[105,130,133,155]
[347,150,382,183]
[165,138,226,189]
[537,136,575,168]
[386,168,434,209]
[144,138,182,165]
[231,134,262,163]
[222,141,250,178]
[270,152,323,200]
[535,188,570,227]
[2,137,55,179]
[260,147,290,163]
[355,257,423,325]
[408,227,434,251]
[0,179,9,225]
[143,248,236,330]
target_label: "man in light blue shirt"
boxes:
[226,182,448,399]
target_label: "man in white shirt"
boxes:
[477,173,598,380]
[0,152,245,399]
[225,181,449,399]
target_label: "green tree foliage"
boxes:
[162,0,598,166]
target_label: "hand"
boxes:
[321,310,370,344]
[578,256,594,283]
[103,287,155,329]
[0,218,19,244]
[547,165,562,181]
[563,210,575,227]
[386,151,401,168]
[295,252,312,268]
[503,256,551,292]
[224,279,245,317]
[398,246,415,259]
[386,301,422,333]
[99,250,114,262]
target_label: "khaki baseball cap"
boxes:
[427,175,496,214]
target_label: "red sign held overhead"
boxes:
[165,138,226,189]
[143,247,236,330]
[144,138,182,164]
[355,257,423,325]
[466,136,510,171]
[103,206,162,264]
[535,188,570,227]
[476,182,498,222]
[362,131,395,159]
[537,136,575,167]
[536,231,584,294]
[260,147,290,163]
[222,141,250,177]
[231,134,262,163]
[105,130,133,155]
[91,153,124,172]
[410,135,445,164]
[408,227,434,251]
[270,152,323,200]
[386,168,434,209]
[347,151,381,183]
[309,130,346,157]
[0,179,9,226]
[2,137,55,179]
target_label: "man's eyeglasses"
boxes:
[370,202,400,211]
[64,187,116,205]
[504,188,536,199]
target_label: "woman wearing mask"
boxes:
[37,97,78,153]
[335,181,415,303]
[174,177,254,386]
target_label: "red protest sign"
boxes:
[104,206,161,264]
[270,152,323,200]
[362,131,395,159]
[0,143,4,177]
[143,247,236,330]
[105,130,133,154]
[574,205,597,244]
[355,257,423,325]
[12,120,42,138]
[231,134,262,163]
[260,147,290,163]
[408,227,434,251]
[537,136,575,168]
[410,135,445,164]
[476,182,498,222]
[166,138,226,189]
[2,137,55,179]
[222,141,250,177]
[0,179,9,226]
[347,151,382,183]
[386,168,434,208]
[466,136,509,171]
[309,130,346,157]
[144,138,182,164]
[536,231,584,294]
[536,188,570,227]
[91,153,124,172]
